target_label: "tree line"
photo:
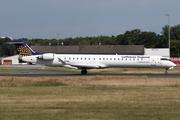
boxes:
[1,24,180,57]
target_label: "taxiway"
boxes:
[0,65,180,78]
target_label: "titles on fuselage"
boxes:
[121,56,150,58]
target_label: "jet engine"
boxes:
[43,53,54,60]
[38,53,54,60]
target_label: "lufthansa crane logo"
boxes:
[16,46,32,56]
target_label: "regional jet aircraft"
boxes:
[6,40,176,74]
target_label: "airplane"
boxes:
[6,40,176,74]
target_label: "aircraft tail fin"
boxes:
[6,40,41,56]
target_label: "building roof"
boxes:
[31,45,144,55]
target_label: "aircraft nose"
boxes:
[171,62,177,67]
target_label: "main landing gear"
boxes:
[81,69,87,75]
[165,68,168,74]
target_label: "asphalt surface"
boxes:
[0,65,180,78]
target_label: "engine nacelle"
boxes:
[42,53,54,60]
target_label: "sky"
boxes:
[0,0,180,39]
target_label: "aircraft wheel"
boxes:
[165,71,168,74]
[81,70,87,75]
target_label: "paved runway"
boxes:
[0,65,180,78]
[0,73,180,78]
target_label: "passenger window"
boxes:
[114,58,116,60]
[99,58,101,60]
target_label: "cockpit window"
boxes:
[161,58,168,61]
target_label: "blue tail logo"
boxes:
[6,40,41,57]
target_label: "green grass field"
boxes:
[0,76,180,120]
[0,69,28,74]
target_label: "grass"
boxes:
[0,69,28,74]
[42,67,180,74]
[0,76,180,119]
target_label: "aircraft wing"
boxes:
[58,57,107,69]
[58,57,67,65]
[70,64,100,69]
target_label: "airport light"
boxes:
[165,14,170,58]
[56,33,60,46]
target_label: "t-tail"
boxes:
[6,40,41,56]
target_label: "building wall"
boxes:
[145,48,169,58]
[2,55,20,65]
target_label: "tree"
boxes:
[78,39,90,45]
[2,24,180,57]
[140,32,158,48]
[170,40,180,57]
[171,24,180,40]
[0,37,16,57]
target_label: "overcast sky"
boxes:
[0,0,180,39]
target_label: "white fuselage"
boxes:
[22,54,176,69]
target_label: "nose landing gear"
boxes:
[165,68,168,74]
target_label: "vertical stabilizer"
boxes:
[6,40,41,56]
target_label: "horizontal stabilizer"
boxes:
[5,41,24,45]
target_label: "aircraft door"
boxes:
[151,58,156,66]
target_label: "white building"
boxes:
[1,55,27,65]
[145,48,169,58]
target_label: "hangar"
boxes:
[31,45,144,55]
